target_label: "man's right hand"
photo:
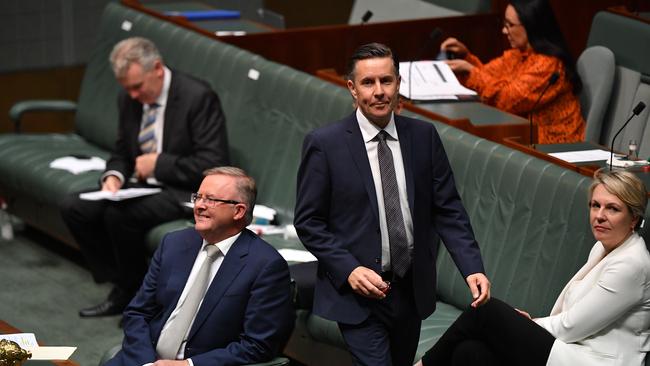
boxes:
[347,266,387,300]
[101,175,122,193]
[440,37,469,59]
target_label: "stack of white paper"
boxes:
[399,61,477,100]
[79,188,162,201]
[49,156,106,174]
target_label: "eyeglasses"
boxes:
[190,193,240,207]
[502,19,522,30]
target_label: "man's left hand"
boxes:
[466,273,490,308]
[151,360,189,366]
[135,153,158,180]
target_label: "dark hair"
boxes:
[346,42,399,81]
[510,0,582,93]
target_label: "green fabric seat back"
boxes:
[433,122,594,317]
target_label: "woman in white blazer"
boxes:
[415,169,650,366]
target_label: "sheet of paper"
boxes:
[247,224,286,236]
[277,248,317,263]
[399,61,477,100]
[548,149,612,163]
[0,333,38,348]
[29,346,77,360]
[79,188,162,201]
[49,156,106,175]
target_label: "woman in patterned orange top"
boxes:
[442,0,585,144]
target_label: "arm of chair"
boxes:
[9,99,77,133]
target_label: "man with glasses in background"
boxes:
[105,166,294,366]
[61,37,229,319]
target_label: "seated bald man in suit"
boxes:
[61,37,229,318]
[105,166,294,366]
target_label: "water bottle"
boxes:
[0,201,13,241]
[628,140,639,160]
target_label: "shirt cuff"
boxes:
[101,170,125,185]
[187,358,194,366]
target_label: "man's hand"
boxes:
[151,360,189,366]
[440,37,469,59]
[515,308,532,320]
[445,59,474,74]
[101,175,123,193]
[466,273,490,308]
[135,153,159,180]
[348,266,387,300]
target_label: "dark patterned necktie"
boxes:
[376,130,411,277]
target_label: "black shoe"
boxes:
[79,287,130,317]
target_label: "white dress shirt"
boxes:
[356,109,414,271]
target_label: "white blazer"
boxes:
[535,233,650,366]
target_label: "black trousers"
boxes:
[422,298,555,366]
[339,271,422,366]
[60,189,184,294]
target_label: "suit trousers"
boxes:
[60,188,185,294]
[421,298,555,366]
[339,271,421,366]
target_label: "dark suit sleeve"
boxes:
[429,127,485,278]
[294,132,362,290]
[190,256,294,366]
[107,234,170,365]
[155,88,229,187]
[104,92,138,181]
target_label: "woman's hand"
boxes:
[515,308,532,320]
[445,59,474,74]
[440,37,469,59]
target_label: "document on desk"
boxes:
[548,149,612,163]
[49,156,106,175]
[0,333,76,360]
[79,188,162,201]
[399,61,477,100]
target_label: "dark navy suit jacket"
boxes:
[294,113,485,325]
[106,228,294,366]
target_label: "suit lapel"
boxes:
[187,231,250,339]
[162,71,181,151]
[345,115,379,220]
[395,116,415,216]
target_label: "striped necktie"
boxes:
[138,103,159,153]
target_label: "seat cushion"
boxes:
[0,133,109,205]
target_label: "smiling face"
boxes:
[502,5,529,51]
[590,184,638,252]
[347,57,400,129]
[194,174,247,243]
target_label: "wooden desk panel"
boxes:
[0,320,79,366]
[316,68,529,143]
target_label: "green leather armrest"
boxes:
[9,99,77,132]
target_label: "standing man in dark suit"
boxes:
[294,43,491,366]
[106,166,294,366]
[61,37,229,318]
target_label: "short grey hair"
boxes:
[109,37,162,79]
[203,166,257,225]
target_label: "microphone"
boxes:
[609,101,646,170]
[529,72,559,147]
[408,28,443,101]
[361,10,373,24]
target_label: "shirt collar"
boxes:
[151,66,171,109]
[356,108,397,143]
[200,231,241,257]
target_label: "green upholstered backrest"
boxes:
[433,122,594,317]
[586,11,650,157]
[88,3,354,224]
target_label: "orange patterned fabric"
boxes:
[461,49,585,144]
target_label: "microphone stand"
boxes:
[529,73,559,148]
[609,101,646,170]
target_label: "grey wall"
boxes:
[0,0,113,72]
